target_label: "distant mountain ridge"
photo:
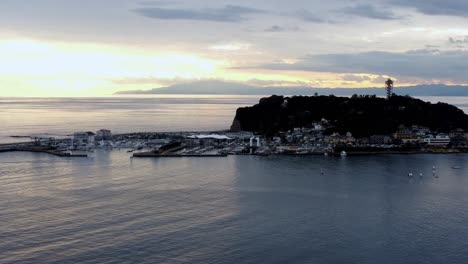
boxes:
[115,81,468,96]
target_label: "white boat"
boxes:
[340,151,347,157]
[452,165,462,169]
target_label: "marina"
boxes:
[0,143,88,157]
[132,153,228,158]
[0,148,88,157]
[2,128,468,160]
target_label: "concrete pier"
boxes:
[0,143,87,157]
[133,152,227,158]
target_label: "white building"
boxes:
[73,132,96,145]
[412,125,431,136]
[313,123,323,131]
[186,134,233,146]
[96,129,112,140]
[424,134,451,146]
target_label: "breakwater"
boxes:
[0,143,87,157]
[133,152,227,158]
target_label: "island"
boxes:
[230,94,468,155]
[1,95,468,157]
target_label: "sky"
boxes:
[1,0,468,96]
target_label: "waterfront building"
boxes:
[326,132,356,145]
[225,131,254,140]
[412,125,431,136]
[423,134,451,146]
[393,130,421,144]
[186,134,233,147]
[312,123,323,131]
[448,129,468,144]
[96,129,112,141]
[272,137,282,143]
[451,135,467,147]
[249,137,261,147]
[369,135,393,145]
[356,137,370,145]
[73,132,96,145]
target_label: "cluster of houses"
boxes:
[136,122,468,155]
[275,122,468,152]
[29,121,468,155]
[389,125,466,147]
[32,129,112,148]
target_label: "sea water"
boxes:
[1,151,467,263]
[1,95,468,263]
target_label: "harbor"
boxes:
[0,143,88,157]
[2,126,468,160]
[132,153,228,158]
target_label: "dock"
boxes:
[0,144,87,157]
[133,152,227,158]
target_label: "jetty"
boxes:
[132,152,227,158]
[0,143,87,157]
[132,141,228,158]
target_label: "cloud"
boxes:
[111,76,212,86]
[449,36,468,44]
[259,49,468,82]
[341,4,400,20]
[392,0,468,17]
[265,25,285,32]
[210,43,251,51]
[341,74,389,84]
[264,25,300,32]
[245,78,320,87]
[342,74,372,82]
[138,1,176,6]
[296,10,328,23]
[132,5,265,22]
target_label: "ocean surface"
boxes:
[0,95,260,144]
[1,95,468,263]
[0,95,467,144]
[1,151,468,263]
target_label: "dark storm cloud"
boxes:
[392,0,468,17]
[132,5,265,22]
[260,50,468,82]
[341,4,400,20]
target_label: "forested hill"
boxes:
[230,95,468,137]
